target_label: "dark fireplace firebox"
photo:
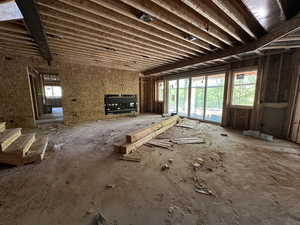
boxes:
[104,94,137,115]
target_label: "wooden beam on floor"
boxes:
[15,0,52,63]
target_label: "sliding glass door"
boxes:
[168,80,177,114]
[166,73,225,123]
[205,74,225,123]
[178,78,189,116]
[190,76,205,119]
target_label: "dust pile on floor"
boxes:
[0,115,300,225]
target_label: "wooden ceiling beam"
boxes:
[43,23,182,62]
[275,36,300,42]
[151,0,235,46]
[49,41,166,65]
[15,0,52,63]
[179,0,247,43]
[39,0,200,56]
[38,8,193,58]
[119,0,223,49]
[89,0,206,54]
[210,0,263,39]
[143,14,300,76]
[39,8,196,59]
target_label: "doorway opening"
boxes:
[28,68,64,124]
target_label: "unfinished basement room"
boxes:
[2,0,300,224]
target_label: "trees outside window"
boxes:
[232,70,257,106]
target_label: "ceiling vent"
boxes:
[184,35,197,41]
[139,13,154,23]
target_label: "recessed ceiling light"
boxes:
[139,13,154,23]
[184,35,197,41]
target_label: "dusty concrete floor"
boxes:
[1,114,300,225]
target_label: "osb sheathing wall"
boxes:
[0,53,140,127]
[60,63,140,124]
[0,55,35,128]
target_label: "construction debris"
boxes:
[172,137,205,145]
[105,184,116,189]
[119,155,141,162]
[243,130,273,141]
[145,139,173,149]
[161,164,170,171]
[116,115,180,154]
[176,119,195,129]
[195,187,215,196]
[95,212,109,225]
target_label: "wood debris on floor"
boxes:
[115,115,180,154]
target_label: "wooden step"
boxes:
[3,133,36,157]
[0,136,48,166]
[0,122,5,133]
[23,136,48,165]
[0,128,22,151]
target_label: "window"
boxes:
[205,74,225,123]
[158,81,164,102]
[45,86,62,98]
[168,80,177,114]
[190,76,205,119]
[232,70,257,106]
[178,78,189,116]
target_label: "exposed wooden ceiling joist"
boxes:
[179,0,248,43]
[143,14,300,76]
[119,0,222,50]
[150,0,236,46]
[89,0,206,53]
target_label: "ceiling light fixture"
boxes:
[184,35,197,41]
[139,13,154,23]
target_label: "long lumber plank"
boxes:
[126,115,180,143]
[120,120,178,154]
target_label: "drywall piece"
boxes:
[0,122,5,132]
[4,133,36,157]
[126,115,180,143]
[0,128,22,151]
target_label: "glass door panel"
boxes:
[168,80,177,114]
[190,76,205,119]
[178,78,189,116]
[204,74,225,123]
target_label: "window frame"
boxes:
[157,81,164,102]
[230,67,258,109]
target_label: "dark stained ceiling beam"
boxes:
[143,14,300,76]
[15,0,52,63]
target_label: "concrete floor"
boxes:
[0,114,300,225]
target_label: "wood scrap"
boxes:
[172,137,205,145]
[145,139,173,149]
[120,155,141,162]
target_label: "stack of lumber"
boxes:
[115,115,180,154]
[0,122,48,166]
